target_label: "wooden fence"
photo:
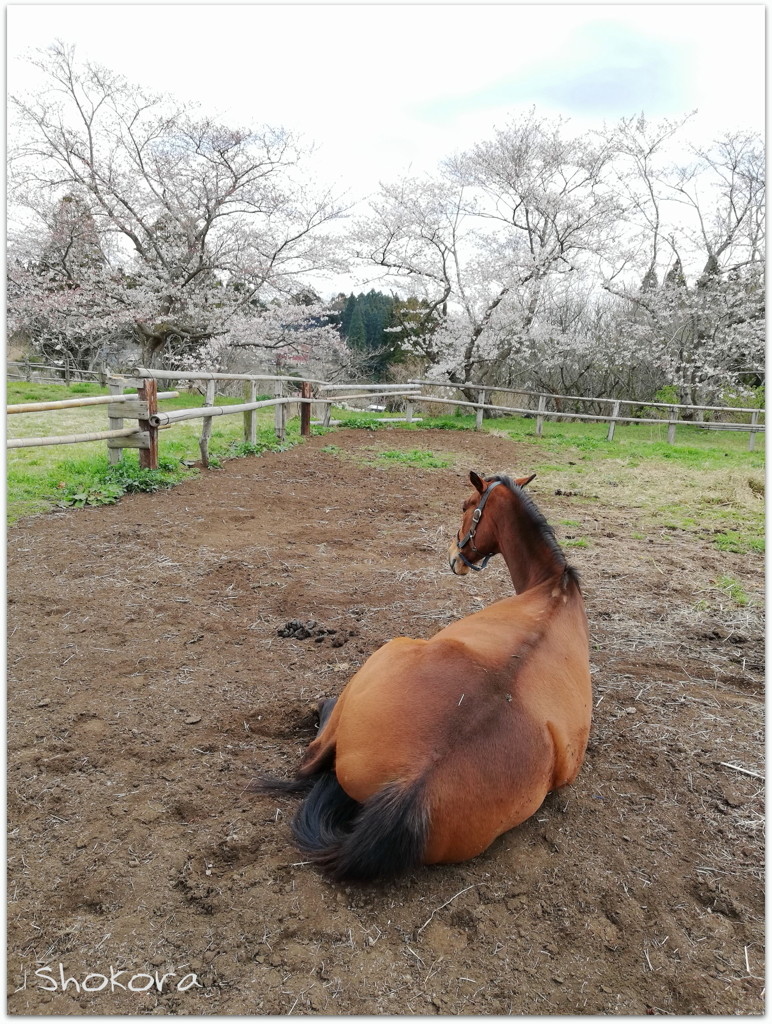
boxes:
[7,368,765,469]
[407,379,765,451]
[6,369,423,469]
[7,359,105,385]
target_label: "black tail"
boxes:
[290,771,430,882]
[245,775,316,795]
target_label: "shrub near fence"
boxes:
[6,369,765,470]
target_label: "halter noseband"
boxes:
[455,479,501,572]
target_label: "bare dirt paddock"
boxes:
[7,428,765,1015]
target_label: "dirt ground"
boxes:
[7,428,765,1016]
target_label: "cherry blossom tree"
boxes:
[8,41,349,369]
[351,111,763,403]
[602,119,765,406]
[351,112,620,396]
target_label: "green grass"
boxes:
[716,574,750,606]
[317,405,763,469]
[712,530,765,555]
[377,449,452,469]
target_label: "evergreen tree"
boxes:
[341,293,357,336]
[346,304,367,349]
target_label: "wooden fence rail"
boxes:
[8,426,150,449]
[407,379,763,415]
[7,359,104,384]
[7,392,178,414]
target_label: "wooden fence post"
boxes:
[475,390,486,431]
[748,410,759,451]
[535,395,547,437]
[138,378,159,470]
[274,379,286,441]
[108,381,124,465]
[405,400,413,424]
[25,357,31,382]
[198,379,216,468]
[667,406,678,444]
[64,355,71,387]
[322,402,332,427]
[300,381,312,437]
[607,400,621,441]
[243,380,257,445]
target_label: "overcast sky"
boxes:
[7,3,766,295]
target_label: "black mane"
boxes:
[486,474,582,590]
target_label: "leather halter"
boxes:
[455,479,502,572]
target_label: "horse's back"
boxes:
[304,586,591,862]
[331,634,487,802]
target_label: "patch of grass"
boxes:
[336,412,382,430]
[226,435,297,459]
[559,519,581,527]
[631,532,646,540]
[56,456,184,508]
[7,381,113,403]
[377,449,452,469]
[716,574,750,606]
[564,538,590,548]
[713,531,765,555]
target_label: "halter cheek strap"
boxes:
[456,480,501,571]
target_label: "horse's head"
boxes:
[448,471,535,575]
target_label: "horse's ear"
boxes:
[515,473,536,487]
[469,471,485,494]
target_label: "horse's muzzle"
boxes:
[447,540,470,575]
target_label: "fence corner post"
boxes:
[138,377,159,470]
[405,399,413,424]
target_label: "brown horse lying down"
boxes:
[253,472,592,881]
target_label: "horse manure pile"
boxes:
[277,618,358,647]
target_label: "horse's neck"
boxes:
[498,504,566,594]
